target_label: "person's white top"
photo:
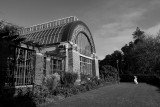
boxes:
[134,76,138,84]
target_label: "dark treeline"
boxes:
[99,27,160,83]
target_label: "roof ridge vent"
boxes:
[20,16,79,34]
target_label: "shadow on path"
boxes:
[139,76,160,94]
[147,82,160,93]
[120,75,160,94]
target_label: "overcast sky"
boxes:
[1,0,160,59]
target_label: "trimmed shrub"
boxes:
[43,73,60,92]
[61,72,78,87]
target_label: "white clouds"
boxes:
[95,9,145,38]
[120,9,146,21]
[145,23,160,36]
[150,0,160,5]
[94,9,146,59]
[95,20,160,60]
[94,27,134,59]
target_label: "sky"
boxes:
[1,0,160,59]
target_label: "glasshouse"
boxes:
[1,16,99,86]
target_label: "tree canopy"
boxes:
[99,27,160,78]
[0,20,24,44]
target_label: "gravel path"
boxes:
[41,83,160,107]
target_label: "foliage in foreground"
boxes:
[10,76,118,106]
[0,20,25,98]
[53,76,115,97]
[61,72,78,87]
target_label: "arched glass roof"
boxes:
[18,16,96,53]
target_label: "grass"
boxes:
[42,83,160,107]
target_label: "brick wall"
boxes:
[92,58,100,78]
[46,57,51,76]
[92,59,96,77]
[73,50,80,73]
[72,50,81,81]
[95,58,100,78]
[68,49,73,72]
[35,53,44,85]
[65,47,69,72]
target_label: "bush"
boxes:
[137,75,160,85]
[15,90,36,107]
[16,73,118,106]
[0,88,36,107]
[75,85,87,92]
[85,81,96,91]
[80,73,91,81]
[100,65,119,82]
[1,76,115,106]
[90,78,103,86]
[119,74,134,82]
[33,85,50,105]
[82,77,105,90]
[61,72,78,87]
[53,76,118,98]
[43,73,60,92]
[53,86,73,97]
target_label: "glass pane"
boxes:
[76,33,92,56]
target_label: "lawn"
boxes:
[41,83,160,107]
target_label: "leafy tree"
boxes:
[0,20,24,44]
[121,42,135,74]
[120,27,145,75]
[99,50,123,80]
[99,50,122,71]
[132,35,160,75]
[120,27,160,77]
[99,65,118,81]
[111,50,123,67]
[132,27,145,44]
[100,27,160,82]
